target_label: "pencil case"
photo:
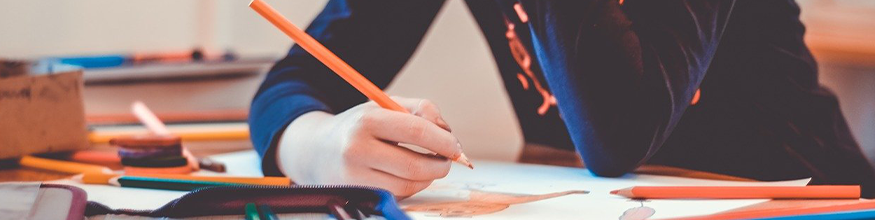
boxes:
[2,182,408,220]
[84,185,409,220]
[0,183,88,220]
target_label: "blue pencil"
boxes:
[752,209,875,220]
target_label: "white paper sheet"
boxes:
[52,150,810,219]
[402,161,810,220]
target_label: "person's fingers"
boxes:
[391,97,451,132]
[361,109,462,160]
[349,168,433,197]
[361,139,452,181]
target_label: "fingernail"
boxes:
[436,117,452,132]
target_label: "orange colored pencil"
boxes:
[20,156,113,174]
[87,125,250,144]
[249,0,404,113]
[248,0,473,168]
[611,185,860,199]
[70,151,122,164]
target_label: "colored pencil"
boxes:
[132,101,172,136]
[109,176,241,191]
[19,155,113,174]
[245,203,261,220]
[248,0,404,113]
[611,185,860,199]
[76,172,290,186]
[752,209,875,220]
[88,126,250,144]
[198,157,227,173]
[663,199,875,220]
[259,205,280,220]
[248,0,473,169]
[70,151,122,164]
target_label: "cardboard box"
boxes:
[0,70,89,159]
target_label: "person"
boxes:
[249,0,875,198]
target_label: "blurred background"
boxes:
[1,0,873,162]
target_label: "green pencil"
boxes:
[245,203,261,220]
[109,176,242,191]
[259,204,279,220]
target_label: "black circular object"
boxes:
[121,156,189,168]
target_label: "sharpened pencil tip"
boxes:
[456,153,474,169]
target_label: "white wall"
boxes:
[385,0,523,161]
[0,0,524,161]
[0,0,199,58]
[0,0,327,58]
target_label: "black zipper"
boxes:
[87,184,397,219]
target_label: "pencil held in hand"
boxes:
[248,0,472,168]
[248,0,402,112]
[610,185,861,199]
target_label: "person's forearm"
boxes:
[276,110,333,182]
[248,78,333,176]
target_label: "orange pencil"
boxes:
[611,185,860,199]
[19,155,113,174]
[249,0,404,113]
[249,0,472,168]
[70,151,122,164]
[87,125,250,144]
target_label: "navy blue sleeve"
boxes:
[521,0,735,176]
[248,0,446,176]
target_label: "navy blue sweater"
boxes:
[249,0,875,197]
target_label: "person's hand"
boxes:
[276,97,462,197]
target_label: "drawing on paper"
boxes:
[619,200,656,220]
[403,184,588,218]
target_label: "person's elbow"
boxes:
[568,111,668,178]
[579,139,651,178]
[584,149,647,178]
